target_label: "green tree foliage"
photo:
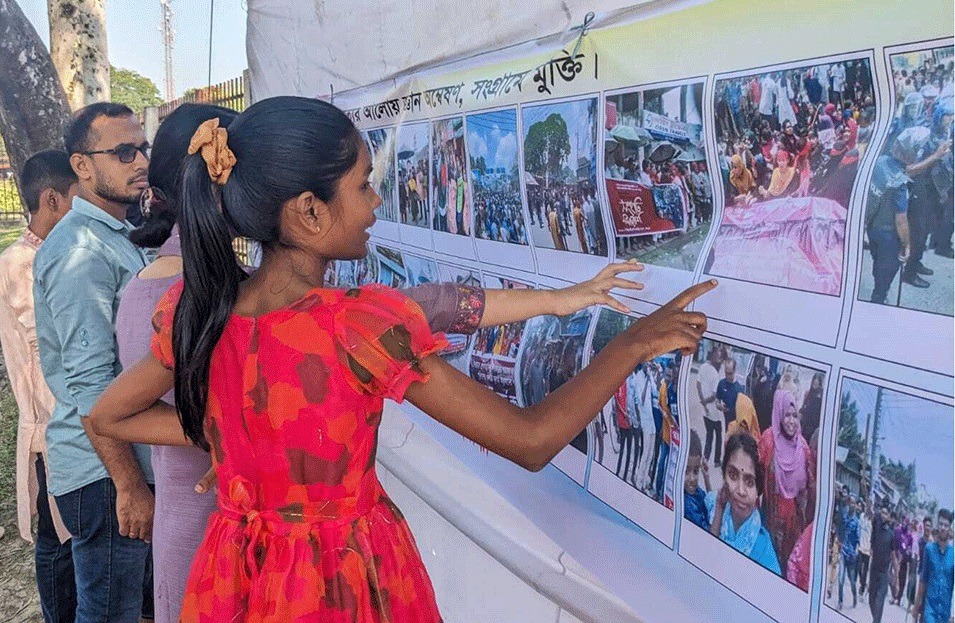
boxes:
[523,113,570,188]
[838,392,867,457]
[110,66,162,113]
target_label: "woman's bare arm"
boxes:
[89,355,191,446]
[480,261,644,326]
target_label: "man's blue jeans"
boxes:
[35,456,76,623]
[55,478,154,622]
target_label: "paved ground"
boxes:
[858,245,954,316]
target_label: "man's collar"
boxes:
[71,196,129,231]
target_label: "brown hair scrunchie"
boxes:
[187,118,236,185]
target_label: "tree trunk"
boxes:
[0,0,72,187]
[48,0,110,110]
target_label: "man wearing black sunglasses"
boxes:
[33,102,155,623]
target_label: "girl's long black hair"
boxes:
[173,96,361,448]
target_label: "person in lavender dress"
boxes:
[118,101,645,623]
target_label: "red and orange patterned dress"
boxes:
[151,282,448,622]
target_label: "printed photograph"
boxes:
[823,379,953,623]
[604,81,714,270]
[589,309,682,508]
[362,127,399,221]
[858,44,953,315]
[437,263,483,373]
[683,339,825,589]
[372,244,407,288]
[396,122,431,228]
[403,254,439,287]
[431,117,471,235]
[522,98,608,255]
[467,108,528,245]
[707,58,877,295]
[468,276,531,404]
[517,307,594,454]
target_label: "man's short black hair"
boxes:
[20,149,77,213]
[939,508,954,524]
[63,102,136,155]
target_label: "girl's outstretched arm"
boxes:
[480,260,644,327]
[406,280,715,471]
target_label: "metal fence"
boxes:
[157,75,246,124]
[0,159,25,227]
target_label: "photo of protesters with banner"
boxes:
[522,98,608,255]
[858,44,954,316]
[516,307,594,455]
[362,127,399,221]
[431,117,471,235]
[468,277,531,403]
[605,81,714,270]
[684,339,824,586]
[587,308,683,507]
[706,57,877,295]
[467,108,529,245]
[396,122,431,228]
[824,378,953,623]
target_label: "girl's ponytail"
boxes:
[173,150,244,449]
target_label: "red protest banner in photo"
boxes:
[605,179,683,237]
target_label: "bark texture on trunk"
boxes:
[0,0,73,190]
[48,0,110,110]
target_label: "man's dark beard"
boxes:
[94,179,140,206]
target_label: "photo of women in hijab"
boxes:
[684,338,824,587]
[758,389,816,572]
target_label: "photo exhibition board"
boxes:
[336,1,954,621]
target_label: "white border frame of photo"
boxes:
[519,92,615,283]
[584,302,681,549]
[394,120,436,250]
[525,274,597,486]
[601,75,717,308]
[815,368,954,623]
[697,49,882,348]
[467,104,538,274]
[674,332,833,623]
[842,37,955,379]
[429,114,479,261]
[362,123,402,243]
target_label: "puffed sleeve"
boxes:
[334,285,449,402]
[401,282,486,335]
[150,280,184,370]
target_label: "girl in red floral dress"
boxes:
[91,96,715,622]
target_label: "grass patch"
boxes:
[0,226,22,254]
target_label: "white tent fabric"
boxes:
[245,0,707,102]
